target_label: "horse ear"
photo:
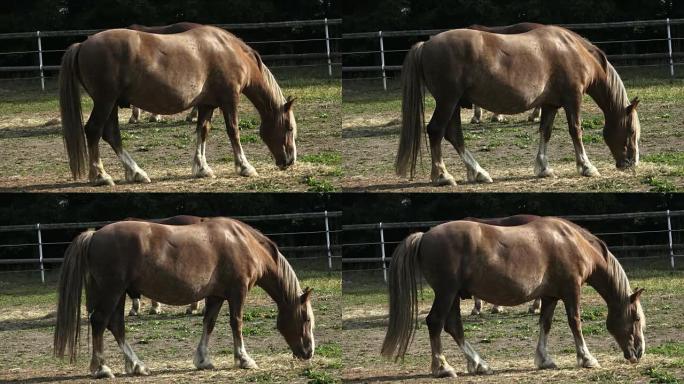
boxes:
[626,97,640,114]
[630,287,645,303]
[284,96,296,112]
[300,287,313,303]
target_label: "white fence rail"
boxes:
[0,18,342,90]
[343,18,684,90]
[0,211,342,283]
[343,210,684,282]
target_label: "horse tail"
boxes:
[381,231,424,361]
[395,41,425,179]
[59,43,87,180]
[54,230,94,363]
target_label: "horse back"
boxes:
[127,22,204,34]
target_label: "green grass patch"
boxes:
[582,133,603,144]
[302,368,338,384]
[302,176,337,192]
[581,117,604,130]
[300,151,341,166]
[316,342,342,359]
[650,341,684,357]
[643,152,684,167]
[240,133,260,144]
[643,366,680,384]
[642,176,678,192]
[239,117,259,130]
[581,306,606,321]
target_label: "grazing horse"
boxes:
[126,23,202,124]
[468,23,545,124]
[462,214,542,315]
[123,215,204,316]
[54,217,315,378]
[60,25,297,186]
[396,25,640,187]
[381,217,645,378]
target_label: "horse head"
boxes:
[604,97,640,170]
[276,286,315,360]
[606,287,645,363]
[261,96,297,170]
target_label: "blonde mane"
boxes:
[277,252,302,305]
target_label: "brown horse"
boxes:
[126,23,203,124]
[60,24,297,186]
[54,217,314,378]
[463,214,542,315]
[396,25,640,186]
[123,215,205,316]
[468,24,545,124]
[381,217,645,378]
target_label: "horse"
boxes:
[123,215,205,316]
[396,25,640,187]
[54,217,315,378]
[468,23,544,124]
[381,216,645,378]
[126,23,202,124]
[59,25,297,186]
[462,214,542,315]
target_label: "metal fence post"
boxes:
[379,31,387,91]
[666,18,675,78]
[324,18,332,77]
[324,210,333,274]
[667,209,675,269]
[37,31,45,91]
[36,223,45,283]
[379,222,387,282]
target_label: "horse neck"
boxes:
[256,253,301,309]
[586,251,631,311]
[586,64,629,122]
[242,67,285,124]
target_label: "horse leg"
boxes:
[129,297,140,316]
[193,296,223,370]
[147,112,162,123]
[534,297,558,369]
[221,100,257,177]
[470,105,482,124]
[444,297,493,375]
[444,107,493,183]
[426,290,458,377]
[149,300,161,315]
[529,298,542,314]
[490,304,504,314]
[186,106,199,122]
[534,106,558,178]
[108,294,149,376]
[490,113,505,123]
[470,297,482,316]
[228,287,258,369]
[129,106,141,124]
[564,100,599,177]
[191,106,215,178]
[87,284,123,378]
[563,295,600,368]
[101,106,151,183]
[84,101,117,186]
[186,301,199,315]
[529,107,542,122]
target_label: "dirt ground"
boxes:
[0,267,341,384]
[342,268,684,384]
[0,74,341,192]
[342,75,684,192]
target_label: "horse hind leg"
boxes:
[535,297,559,369]
[84,100,118,186]
[186,106,199,123]
[149,300,162,315]
[147,113,163,123]
[101,106,150,183]
[192,106,216,178]
[529,298,542,314]
[129,106,141,124]
[444,297,493,375]
[87,283,125,378]
[425,291,459,377]
[444,107,493,183]
[529,107,542,123]
[109,294,150,376]
[471,297,482,316]
[186,301,200,315]
[470,105,483,124]
[534,106,559,178]
[426,100,458,186]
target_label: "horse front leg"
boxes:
[444,297,493,375]
[563,294,600,368]
[84,101,117,186]
[102,106,150,184]
[193,296,223,370]
[191,106,215,178]
[529,107,542,122]
[444,107,492,184]
[221,101,257,177]
[109,294,149,376]
[534,106,558,178]
[470,105,482,124]
[564,100,600,177]
[426,291,458,377]
[228,286,258,369]
[128,106,141,124]
[534,297,558,369]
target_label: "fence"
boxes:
[343,18,684,90]
[0,18,342,90]
[343,210,684,282]
[0,211,342,283]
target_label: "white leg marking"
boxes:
[118,150,150,183]
[462,149,492,183]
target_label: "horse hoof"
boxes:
[535,168,555,178]
[128,309,138,316]
[433,366,457,378]
[149,308,161,315]
[490,306,504,314]
[470,309,481,316]
[529,307,541,315]
[92,175,115,187]
[491,115,505,123]
[579,356,601,369]
[148,115,162,123]
[126,170,151,184]
[193,166,215,179]
[238,165,258,177]
[579,165,600,177]
[92,365,115,379]
[195,360,215,370]
[128,117,139,124]
[238,358,258,369]
[433,174,457,186]
[470,117,481,124]
[468,170,493,184]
